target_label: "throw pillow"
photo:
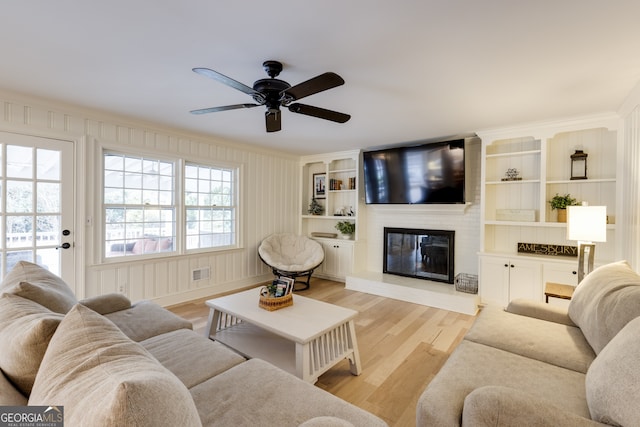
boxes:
[0,261,77,313]
[586,316,640,426]
[28,304,202,427]
[0,293,64,395]
[568,260,640,353]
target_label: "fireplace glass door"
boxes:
[383,228,454,283]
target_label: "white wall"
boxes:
[0,90,300,306]
[360,138,482,276]
[618,81,640,270]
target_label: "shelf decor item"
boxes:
[307,197,324,215]
[517,242,578,257]
[501,168,522,181]
[259,291,293,311]
[549,193,579,222]
[313,173,326,199]
[259,278,294,311]
[310,232,337,238]
[335,220,355,239]
[495,209,535,222]
[570,150,588,180]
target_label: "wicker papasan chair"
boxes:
[258,233,325,291]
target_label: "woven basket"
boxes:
[454,273,478,294]
[258,288,293,311]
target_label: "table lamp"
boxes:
[566,205,607,283]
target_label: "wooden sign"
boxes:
[517,242,578,258]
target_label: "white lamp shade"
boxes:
[566,206,607,242]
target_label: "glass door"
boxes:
[0,132,75,285]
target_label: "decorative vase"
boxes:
[340,233,352,240]
[557,209,567,223]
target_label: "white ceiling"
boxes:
[2,1,640,155]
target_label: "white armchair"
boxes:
[258,233,325,290]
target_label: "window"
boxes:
[184,163,236,250]
[104,153,175,258]
[103,151,238,259]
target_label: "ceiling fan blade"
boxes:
[283,72,345,101]
[192,68,264,101]
[265,110,281,132]
[288,103,351,123]
[190,104,259,114]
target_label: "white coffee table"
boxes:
[204,287,362,383]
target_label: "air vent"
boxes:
[192,267,210,281]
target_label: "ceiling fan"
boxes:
[190,60,351,132]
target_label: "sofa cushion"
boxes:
[416,340,590,427]
[28,304,202,427]
[462,386,602,427]
[506,298,576,326]
[0,261,77,313]
[104,300,192,341]
[0,368,28,406]
[79,292,132,315]
[140,329,245,388]
[190,358,387,427]
[568,260,640,354]
[0,293,64,395]
[586,316,640,426]
[465,305,595,373]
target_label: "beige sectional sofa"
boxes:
[417,260,640,426]
[0,261,387,426]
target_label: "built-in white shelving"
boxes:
[477,114,619,306]
[299,150,364,281]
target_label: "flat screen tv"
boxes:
[363,139,465,204]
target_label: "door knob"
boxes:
[56,243,71,250]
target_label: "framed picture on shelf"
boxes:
[313,173,326,199]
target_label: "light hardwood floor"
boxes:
[168,278,478,427]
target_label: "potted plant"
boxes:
[335,221,355,239]
[307,197,324,215]
[549,193,579,222]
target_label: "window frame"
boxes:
[183,161,240,254]
[100,147,241,262]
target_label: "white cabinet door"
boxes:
[480,256,542,306]
[479,256,510,306]
[334,242,353,279]
[509,259,542,302]
[321,242,337,276]
[317,240,354,281]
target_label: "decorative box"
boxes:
[495,209,536,222]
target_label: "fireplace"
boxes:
[383,227,455,284]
